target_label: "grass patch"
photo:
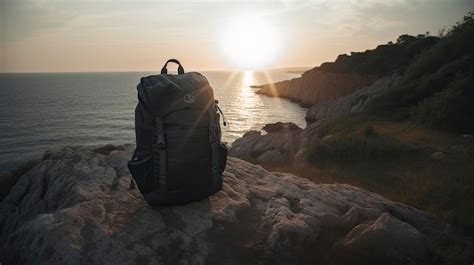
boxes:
[366,11,474,132]
[307,134,416,164]
[363,125,377,137]
[264,117,474,264]
[0,160,39,202]
[411,73,474,133]
[307,116,422,164]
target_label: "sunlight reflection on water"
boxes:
[211,70,307,143]
[0,70,307,170]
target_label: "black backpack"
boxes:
[128,59,228,205]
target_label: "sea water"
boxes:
[0,70,306,170]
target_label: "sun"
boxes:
[219,16,281,70]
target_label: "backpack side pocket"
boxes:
[127,155,153,193]
[218,143,228,174]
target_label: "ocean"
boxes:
[0,70,306,171]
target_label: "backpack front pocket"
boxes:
[166,127,212,190]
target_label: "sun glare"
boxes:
[219,16,281,70]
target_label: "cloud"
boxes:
[1,0,77,41]
[1,0,472,72]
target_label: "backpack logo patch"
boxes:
[184,93,195,104]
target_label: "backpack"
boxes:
[128,59,228,205]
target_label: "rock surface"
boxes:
[257,70,376,106]
[0,145,448,265]
[229,122,305,164]
[305,74,401,122]
[262,122,301,133]
[229,126,307,164]
[232,75,398,164]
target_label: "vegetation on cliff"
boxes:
[309,34,439,77]
[305,116,473,235]
[270,116,474,265]
[263,12,474,264]
[368,11,474,133]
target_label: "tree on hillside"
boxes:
[396,34,418,44]
[368,10,474,133]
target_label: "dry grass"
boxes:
[265,117,474,264]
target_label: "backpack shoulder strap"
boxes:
[154,116,168,192]
[208,104,221,188]
[139,77,168,192]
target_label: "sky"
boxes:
[0,0,472,72]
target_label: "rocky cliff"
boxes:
[256,34,439,108]
[257,71,376,107]
[232,75,400,164]
[305,74,401,123]
[229,122,305,164]
[0,145,450,265]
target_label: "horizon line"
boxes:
[0,66,313,75]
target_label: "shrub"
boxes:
[312,34,439,77]
[411,74,474,133]
[363,125,377,137]
[367,11,474,128]
[316,115,372,136]
[306,134,416,164]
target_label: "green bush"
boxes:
[306,135,416,164]
[401,11,474,84]
[367,11,474,130]
[311,35,439,77]
[411,74,474,133]
[315,115,373,136]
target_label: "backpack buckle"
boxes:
[158,177,167,192]
[157,135,166,149]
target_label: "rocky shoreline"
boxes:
[256,70,376,107]
[231,74,400,164]
[0,145,453,265]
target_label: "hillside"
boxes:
[230,11,474,264]
[256,33,440,106]
[368,11,474,133]
[308,35,439,77]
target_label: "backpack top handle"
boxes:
[161,59,185,75]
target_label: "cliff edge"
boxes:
[256,71,375,107]
[256,35,438,107]
[0,145,450,265]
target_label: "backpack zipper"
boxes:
[215,103,229,127]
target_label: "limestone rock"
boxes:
[257,71,376,107]
[0,145,448,265]
[262,122,301,133]
[229,125,304,164]
[231,75,400,164]
[305,74,401,123]
[256,149,288,164]
[337,213,428,264]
